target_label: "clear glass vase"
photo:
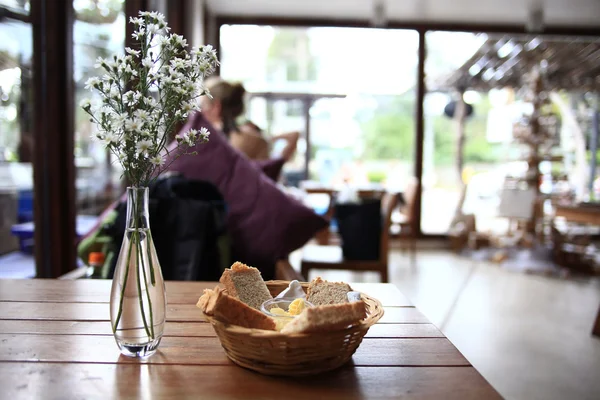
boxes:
[110,186,166,358]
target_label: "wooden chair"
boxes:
[305,188,385,245]
[391,177,419,261]
[301,192,399,283]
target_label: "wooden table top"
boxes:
[554,204,600,225]
[0,279,501,399]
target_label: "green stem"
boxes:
[146,229,156,286]
[139,237,155,338]
[112,229,134,334]
[135,232,151,339]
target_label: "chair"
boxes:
[301,191,399,283]
[391,177,418,261]
[305,187,385,245]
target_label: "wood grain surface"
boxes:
[0,279,500,399]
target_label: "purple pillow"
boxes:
[165,113,328,276]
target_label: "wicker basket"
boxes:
[202,280,384,376]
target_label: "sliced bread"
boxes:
[197,286,276,331]
[306,277,353,306]
[280,301,366,334]
[219,262,272,310]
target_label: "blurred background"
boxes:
[0,1,599,398]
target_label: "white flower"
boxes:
[170,34,187,48]
[94,57,107,69]
[199,127,210,141]
[129,17,144,25]
[102,132,118,146]
[123,64,137,76]
[125,47,140,57]
[132,28,145,40]
[142,57,153,69]
[134,109,150,121]
[109,87,120,99]
[181,128,197,145]
[125,118,144,132]
[147,24,159,34]
[150,155,164,166]
[136,139,153,155]
[181,102,195,113]
[84,77,100,90]
[148,11,165,23]
[79,98,92,110]
[112,113,127,127]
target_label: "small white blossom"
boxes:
[134,109,150,121]
[148,11,165,23]
[136,139,153,155]
[132,28,145,40]
[79,98,92,109]
[147,24,159,34]
[125,118,144,132]
[124,64,137,76]
[94,57,107,69]
[199,127,210,141]
[150,155,164,166]
[129,17,144,25]
[102,132,118,146]
[142,57,153,69]
[125,47,140,57]
[84,77,101,90]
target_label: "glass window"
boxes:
[73,0,125,215]
[0,12,33,270]
[0,0,30,14]
[221,25,418,190]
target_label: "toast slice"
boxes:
[280,300,366,334]
[219,262,273,310]
[197,287,276,331]
[306,277,353,306]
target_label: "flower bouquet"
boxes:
[81,11,218,357]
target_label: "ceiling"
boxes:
[434,36,600,91]
[206,0,600,29]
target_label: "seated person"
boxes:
[232,120,300,162]
[164,77,328,279]
[203,78,299,164]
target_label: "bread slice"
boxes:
[280,301,366,334]
[219,262,272,310]
[306,277,353,306]
[197,287,276,331]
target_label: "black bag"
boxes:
[105,174,229,281]
[335,199,382,261]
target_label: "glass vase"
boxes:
[110,186,166,358]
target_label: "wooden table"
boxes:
[554,204,600,226]
[554,204,600,336]
[0,279,501,399]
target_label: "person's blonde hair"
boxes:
[204,76,246,135]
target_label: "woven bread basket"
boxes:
[202,280,384,376]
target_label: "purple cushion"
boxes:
[165,113,328,274]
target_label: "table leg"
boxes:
[593,304,600,337]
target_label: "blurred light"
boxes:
[526,37,542,51]
[482,68,495,81]
[497,41,515,58]
[489,88,511,107]
[463,91,481,104]
[5,105,17,121]
[469,64,482,76]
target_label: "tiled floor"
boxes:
[295,248,600,400]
